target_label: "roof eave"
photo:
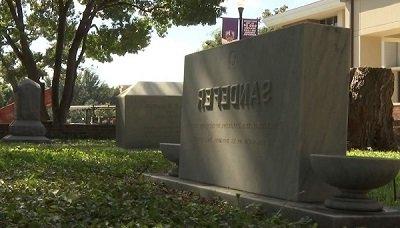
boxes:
[263,0,345,28]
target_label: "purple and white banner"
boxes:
[222,17,238,44]
[242,19,259,39]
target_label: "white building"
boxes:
[264,0,400,102]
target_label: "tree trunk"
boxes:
[348,67,396,150]
[54,1,95,125]
[52,0,73,127]
[5,0,48,121]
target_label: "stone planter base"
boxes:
[145,174,400,228]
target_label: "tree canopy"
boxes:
[202,30,222,50]
[72,70,119,106]
[0,0,225,124]
[259,5,288,34]
[0,79,13,107]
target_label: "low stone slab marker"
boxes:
[116,81,182,148]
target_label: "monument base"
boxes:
[145,174,400,228]
[2,135,51,143]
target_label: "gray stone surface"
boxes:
[310,154,400,212]
[146,174,400,228]
[15,79,42,121]
[2,79,50,143]
[160,143,180,164]
[179,23,351,202]
[160,143,180,176]
[116,81,182,148]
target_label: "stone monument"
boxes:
[2,78,50,143]
[180,23,350,202]
[150,23,400,227]
[116,81,182,148]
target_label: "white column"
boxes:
[393,72,399,103]
[397,43,400,66]
[337,10,345,28]
[353,35,361,67]
[381,39,386,68]
[344,1,351,28]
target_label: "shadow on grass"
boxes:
[0,141,313,227]
[0,141,178,225]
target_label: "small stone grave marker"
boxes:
[2,78,50,143]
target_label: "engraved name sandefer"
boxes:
[198,81,271,111]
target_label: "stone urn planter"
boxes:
[160,143,180,177]
[310,154,400,212]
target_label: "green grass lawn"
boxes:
[0,140,312,227]
[0,140,398,226]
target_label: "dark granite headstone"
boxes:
[179,23,351,202]
[2,78,50,143]
[116,81,182,148]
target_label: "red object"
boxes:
[43,88,52,108]
[0,88,53,123]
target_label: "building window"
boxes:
[320,16,338,26]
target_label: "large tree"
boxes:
[0,0,225,125]
[72,70,119,106]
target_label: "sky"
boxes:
[87,0,317,86]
